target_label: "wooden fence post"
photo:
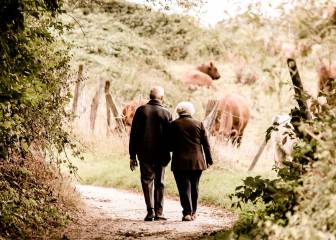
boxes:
[90,80,104,133]
[287,58,311,120]
[203,99,219,134]
[72,64,84,116]
[248,140,267,171]
[104,80,125,134]
[104,81,112,136]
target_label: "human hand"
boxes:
[130,159,138,171]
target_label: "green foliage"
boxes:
[0,157,73,239]
[226,86,336,239]
[0,0,75,160]
[66,0,226,61]
[268,109,336,239]
[232,175,297,221]
[101,0,204,60]
[0,0,79,238]
[283,0,336,42]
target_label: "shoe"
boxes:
[182,215,192,221]
[191,213,197,220]
[154,215,167,221]
[144,213,155,221]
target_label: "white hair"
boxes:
[176,101,195,116]
[150,86,164,99]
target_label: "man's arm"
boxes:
[129,108,142,161]
[161,110,173,166]
[200,122,213,166]
[168,111,173,122]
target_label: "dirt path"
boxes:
[62,185,236,240]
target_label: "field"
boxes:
[62,0,323,209]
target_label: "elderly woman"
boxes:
[169,101,213,221]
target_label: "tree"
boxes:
[0,0,74,162]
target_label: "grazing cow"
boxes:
[234,64,258,85]
[211,94,250,147]
[232,56,258,85]
[317,59,336,95]
[271,115,297,168]
[122,99,148,126]
[182,61,220,88]
[315,59,336,108]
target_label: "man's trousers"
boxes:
[139,162,165,216]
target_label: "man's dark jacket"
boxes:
[129,99,172,166]
[169,115,213,171]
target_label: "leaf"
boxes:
[3,121,12,129]
[282,136,288,145]
[21,142,29,152]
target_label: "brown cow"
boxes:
[122,99,148,126]
[182,61,220,88]
[317,59,336,95]
[211,94,250,147]
[234,63,258,85]
[316,59,336,106]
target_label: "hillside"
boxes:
[62,0,306,173]
[62,0,230,109]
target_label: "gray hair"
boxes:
[149,86,164,100]
[176,101,195,116]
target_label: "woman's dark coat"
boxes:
[169,115,213,171]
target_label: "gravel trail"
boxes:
[62,185,236,240]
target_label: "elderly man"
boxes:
[129,86,172,221]
[169,101,213,221]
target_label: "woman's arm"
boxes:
[200,122,213,166]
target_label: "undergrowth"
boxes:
[0,153,79,239]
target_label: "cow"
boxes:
[271,115,297,168]
[182,61,220,88]
[210,94,250,147]
[121,99,148,126]
[234,63,258,85]
[317,59,336,96]
[310,59,336,110]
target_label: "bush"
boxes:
[226,90,336,239]
[0,154,77,239]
